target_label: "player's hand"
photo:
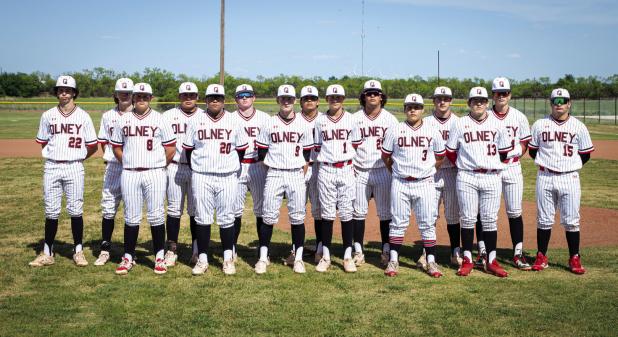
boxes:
[304,165,312,183]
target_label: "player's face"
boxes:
[326,95,344,111]
[277,96,296,114]
[133,93,152,111]
[363,90,382,109]
[433,96,452,113]
[404,104,424,124]
[235,92,255,110]
[206,95,225,113]
[56,87,75,104]
[115,92,132,105]
[550,97,571,117]
[492,91,511,106]
[301,96,319,112]
[468,97,488,119]
[179,93,198,111]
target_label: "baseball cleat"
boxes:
[457,257,474,276]
[164,250,178,267]
[486,259,508,278]
[568,255,586,275]
[223,260,236,275]
[531,252,549,271]
[115,257,135,275]
[315,258,331,273]
[450,247,463,267]
[94,251,110,266]
[343,258,357,273]
[254,259,269,274]
[154,258,167,275]
[474,253,487,271]
[29,253,55,267]
[284,251,295,266]
[293,260,306,274]
[416,250,428,271]
[427,262,443,278]
[512,254,532,271]
[352,252,365,267]
[192,260,209,276]
[73,251,89,267]
[384,261,399,277]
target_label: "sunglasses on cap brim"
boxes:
[551,97,570,105]
[364,90,381,97]
[206,95,225,100]
[235,92,254,99]
[405,104,424,109]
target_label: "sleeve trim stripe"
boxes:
[528,143,539,149]
[578,147,594,154]
[161,139,176,146]
[35,138,48,144]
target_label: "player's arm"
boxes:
[444,123,459,164]
[110,122,124,162]
[528,122,540,160]
[35,113,50,149]
[381,152,393,173]
[381,128,395,173]
[164,145,175,165]
[112,146,123,162]
[577,125,594,166]
[85,143,98,159]
[83,116,98,160]
[519,116,532,156]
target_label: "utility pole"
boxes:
[219,0,225,85]
[437,50,440,85]
[361,0,365,77]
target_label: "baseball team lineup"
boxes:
[29,74,594,278]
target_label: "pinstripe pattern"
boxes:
[306,162,321,220]
[389,177,437,242]
[101,162,123,219]
[166,163,195,217]
[352,109,398,169]
[98,108,123,163]
[192,172,238,228]
[318,165,355,221]
[456,170,502,231]
[234,162,267,217]
[433,167,459,224]
[536,170,581,231]
[121,168,167,226]
[500,164,523,217]
[43,161,85,218]
[263,169,307,225]
[353,167,392,220]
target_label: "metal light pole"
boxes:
[219,0,225,85]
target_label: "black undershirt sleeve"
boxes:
[529,148,538,159]
[303,149,311,162]
[257,148,268,162]
[579,152,590,165]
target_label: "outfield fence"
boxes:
[512,97,618,125]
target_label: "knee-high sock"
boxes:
[565,231,580,257]
[195,224,211,256]
[379,220,390,248]
[321,220,334,250]
[447,223,461,254]
[124,225,139,260]
[220,226,235,261]
[314,219,322,244]
[233,217,242,245]
[151,225,165,259]
[537,228,551,256]
[44,218,59,256]
[353,219,365,246]
[291,224,305,257]
[166,216,180,243]
[484,230,497,263]
[71,216,84,252]
[461,228,475,260]
[101,218,114,250]
[475,215,485,254]
[508,216,524,255]
[189,216,197,252]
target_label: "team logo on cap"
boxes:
[370,81,375,87]
[412,96,417,102]
[284,87,289,93]
[214,87,219,93]
[62,78,67,84]
[441,88,445,94]
[477,89,482,94]
[499,81,504,87]
[557,89,562,96]
[186,84,191,90]
[242,85,247,90]
[122,82,127,89]
[140,84,145,91]
[308,88,312,93]
[333,87,338,93]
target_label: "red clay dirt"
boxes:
[2,139,616,248]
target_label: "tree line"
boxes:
[1,67,617,100]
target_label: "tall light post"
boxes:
[219,0,225,85]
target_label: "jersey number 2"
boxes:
[68,137,82,148]
[220,142,232,154]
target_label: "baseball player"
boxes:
[30,75,98,267]
[313,84,363,273]
[488,77,532,270]
[352,80,398,267]
[94,78,133,266]
[183,84,248,276]
[162,82,204,267]
[381,94,446,278]
[231,84,270,260]
[110,83,176,275]
[421,86,462,268]
[254,85,313,274]
[445,87,513,278]
[528,88,593,275]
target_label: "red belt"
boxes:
[473,169,498,173]
[241,158,258,164]
[403,176,429,181]
[124,167,155,172]
[48,159,81,164]
[171,160,189,165]
[539,166,571,174]
[323,160,352,168]
[503,156,520,164]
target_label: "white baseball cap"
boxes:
[363,80,382,92]
[114,78,134,92]
[469,87,489,100]
[235,84,254,95]
[133,83,153,95]
[277,84,296,98]
[55,75,77,89]
[492,77,511,93]
[550,88,570,99]
[433,86,452,98]
[179,82,199,94]
[404,93,424,105]
[325,84,345,97]
[300,85,319,98]
[205,84,225,96]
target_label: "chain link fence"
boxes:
[511,97,618,125]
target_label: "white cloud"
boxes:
[377,0,618,25]
[507,53,521,59]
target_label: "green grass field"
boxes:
[1,157,617,336]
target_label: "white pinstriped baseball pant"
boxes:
[305,162,321,220]
[262,168,307,226]
[101,161,122,220]
[166,162,195,218]
[318,164,355,222]
[353,166,392,221]
[43,161,85,219]
[233,162,267,218]
[433,167,459,224]
[500,163,524,218]
[121,168,167,227]
[389,176,437,241]
[456,170,502,231]
[192,171,237,228]
[536,170,581,232]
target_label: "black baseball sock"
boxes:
[425,245,437,259]
[165,215,180,244]
[462,228,475,254]
[565,231,580,256]
[44,218,59,255]
[484,230,497,262]
[151,225,165,256]
[195,224,211,255]
[220,226,235,253]
[101,218,114,250]
[189,216,197,247]
[508,216,524,251]
[342,220,354,251]
[321,220,334,250]
[379,220,390,249]
[537,228,552,256]
[447,223,461,254]
[233,217,242,245]
[314,219,323,245]
[291,224,305,254]
[475,215,484,252]
[70,216,83,250]
[256,217,264,243]
[353,219,365,247]
[259,223,274,248]
[124,224,139,259]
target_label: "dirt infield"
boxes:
[2,138,616,248]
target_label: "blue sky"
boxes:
[1,0,617,81]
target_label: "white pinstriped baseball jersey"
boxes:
[98,107,125,163]
[353,108,398,169]
[490,107,531,160]
[110,108,176,168]
[301,111,322,162]
[36,105,98,160]
[163,107,204,163]
[233,108,270,159]
[446,114,513,171]
[182,111,249,173]
[382,121,446,178]
[314,111,362,163]
[423,112,459,169]
[256,112,314,169]
[528,115,594,172]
